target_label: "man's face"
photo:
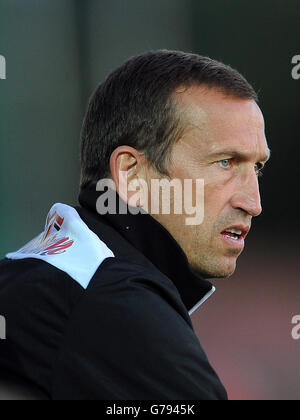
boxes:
[147,86,270,278]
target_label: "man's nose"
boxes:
[231,172,263,217]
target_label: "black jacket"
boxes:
[0,186,227,400]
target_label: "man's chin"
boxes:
[191,258,237,279]
[206,270,234,279]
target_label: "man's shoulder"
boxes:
[1,202,184,316]
[88,255,189,316]
[0,256,83,326]
[3,203,115,290]
[1,202,190,322]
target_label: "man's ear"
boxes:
[109,145,145,206]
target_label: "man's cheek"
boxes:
[184,179,205,226]
[204,180,229,215]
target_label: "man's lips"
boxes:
[220,225,250,250]
[221,224,250,239]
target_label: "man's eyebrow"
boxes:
[208,148,271,163]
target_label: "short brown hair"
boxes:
[80,50,258,189]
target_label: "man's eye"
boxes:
[218,159,232,169]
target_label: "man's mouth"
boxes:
[220,225,250,249]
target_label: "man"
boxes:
[0,50,270,400]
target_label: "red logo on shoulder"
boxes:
[18,210,74,256]
[39,211,74,255]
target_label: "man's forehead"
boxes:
[200,127,269,164]
[174,86,268,160]
[175,86,264,124]
[204,112,269,162]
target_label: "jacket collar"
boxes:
[78,186,215,315]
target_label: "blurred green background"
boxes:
[0,0,299,400]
